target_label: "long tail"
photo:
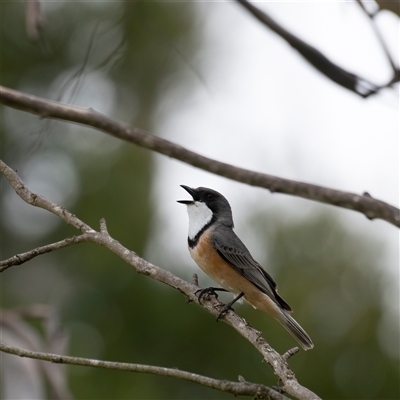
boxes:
[277,311,314,351]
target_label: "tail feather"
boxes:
[277,311,314,351]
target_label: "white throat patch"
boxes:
[186,201,213,240]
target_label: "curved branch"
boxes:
[0,159,320,400]
[0,343,288,400]
[0,86,398,228]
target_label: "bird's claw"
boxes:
[216,303,234,322]
[195,287,219,304]
[194,287,237,322]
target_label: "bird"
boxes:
[178,185,314,351]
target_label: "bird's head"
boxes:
[178,185,233,239]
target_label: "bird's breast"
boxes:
[189,228,246,294]
[188,228,282,318]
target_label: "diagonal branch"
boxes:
[0,158,93,233]
[0,159,320,400]
[0,86,399,228]
[236,0,399,97]
[0,343,289,400]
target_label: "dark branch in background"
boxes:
[236,0,399,97]
[0,343,289,400]
[375,0,400,17]
[30,20,126,155]
[355,0,398,73]
[1,85,399,228]
[0,159,320,400]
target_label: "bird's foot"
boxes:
[215,292,245,322]
[195,287,228,304]
[216,303,234,322]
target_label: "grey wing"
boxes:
[211,228,292,312]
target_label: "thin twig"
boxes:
[282,347,299,362]
[0,342,288,400]
[235,0,382,97]
[0,86,398,228]
[0,159,320,400]
[355,0,398,73]
[99,217,108,233]
[0,235,89,272]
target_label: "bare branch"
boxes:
[235,0,397,97]
[0,86,398,228]
[0,235,89,272]
[192,273,199,286]
[99,217,109,233]
[0,159,320,400]
[355,0,398,73]
[0,342,289,400]
[282,347,299,361]
[0,159,93,233]
[375,0,400,17]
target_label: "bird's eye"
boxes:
[206,193,214,200]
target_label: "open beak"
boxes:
[177,185,197,204]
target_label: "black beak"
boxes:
[177,185,197,204]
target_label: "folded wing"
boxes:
[211,227,292,312]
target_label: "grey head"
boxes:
[177,185,233,240]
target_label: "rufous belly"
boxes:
[189,228,281,318]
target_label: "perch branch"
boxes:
[0,86,398,228]
[0,343,288,400]
[0,159,320,400]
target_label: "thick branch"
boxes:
[0,343,288,400]
[0,86,398,228]
[0,159,320,400]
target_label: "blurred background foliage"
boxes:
[0,1,398,400]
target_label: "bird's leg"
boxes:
[216,292,245,322]
[195,287,228,304]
